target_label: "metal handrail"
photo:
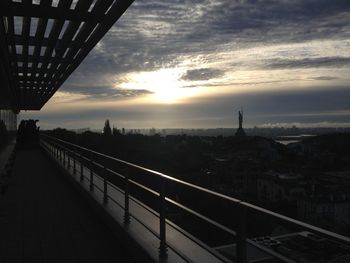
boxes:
[41,138,190,261]
[40,134,350,263]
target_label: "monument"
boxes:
[235,109,246,137]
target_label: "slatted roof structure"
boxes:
[0,0,134,111]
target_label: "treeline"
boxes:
[43,123,295,179]
[43,127,216,182]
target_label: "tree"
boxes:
[112,126,120,136]
[103,119,112,136]
[149,127,156,136]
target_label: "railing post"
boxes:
[63,150,66,166]
[80,157,84,182]
[73,152,76,175]
[159,176,167,258]
[124,173,130,224]
[67,152,70,170]
[103,167,108,204]
[59,148,62,162]
[236,203,247,263]
[89,157,94,191]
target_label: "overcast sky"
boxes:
[22,0,350,130]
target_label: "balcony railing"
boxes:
[40,134,350,263]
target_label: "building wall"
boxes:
[297,198,350,232]
[257,177,306,203]
[0,109,17,131]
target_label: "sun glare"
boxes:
[119,68,200,103]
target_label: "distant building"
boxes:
[297,194,350,232]
[257,171,306,203]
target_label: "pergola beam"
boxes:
[0,0,135,110]
[0,2,96,23]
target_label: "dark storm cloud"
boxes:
[266,57,350,69]
[181,68,225,81]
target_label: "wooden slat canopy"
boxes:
[0,0,134,111]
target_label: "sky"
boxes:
[21,0,350,130]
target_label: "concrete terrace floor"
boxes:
[0,147,134,263]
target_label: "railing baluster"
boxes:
[89,157,94,191]
[236,203,247,263]
[67,151,70,170]
[159,176,167,258]
[80,156,84,182]
[63,150,66,166]
[124,173,130,224]
[73,152,76,175]
[103,167,108,204]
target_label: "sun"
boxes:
[119,68,200,103]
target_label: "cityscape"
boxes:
[44,112,350,237]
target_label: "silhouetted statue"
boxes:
[235,109,246,137]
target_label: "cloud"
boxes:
[181,68,225,81]
[265,57,350,69]
[56,0,350,98]
[39,85,350,128]
[61,85,152,99]
[72,0,350,79]
[311,76,339,81]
